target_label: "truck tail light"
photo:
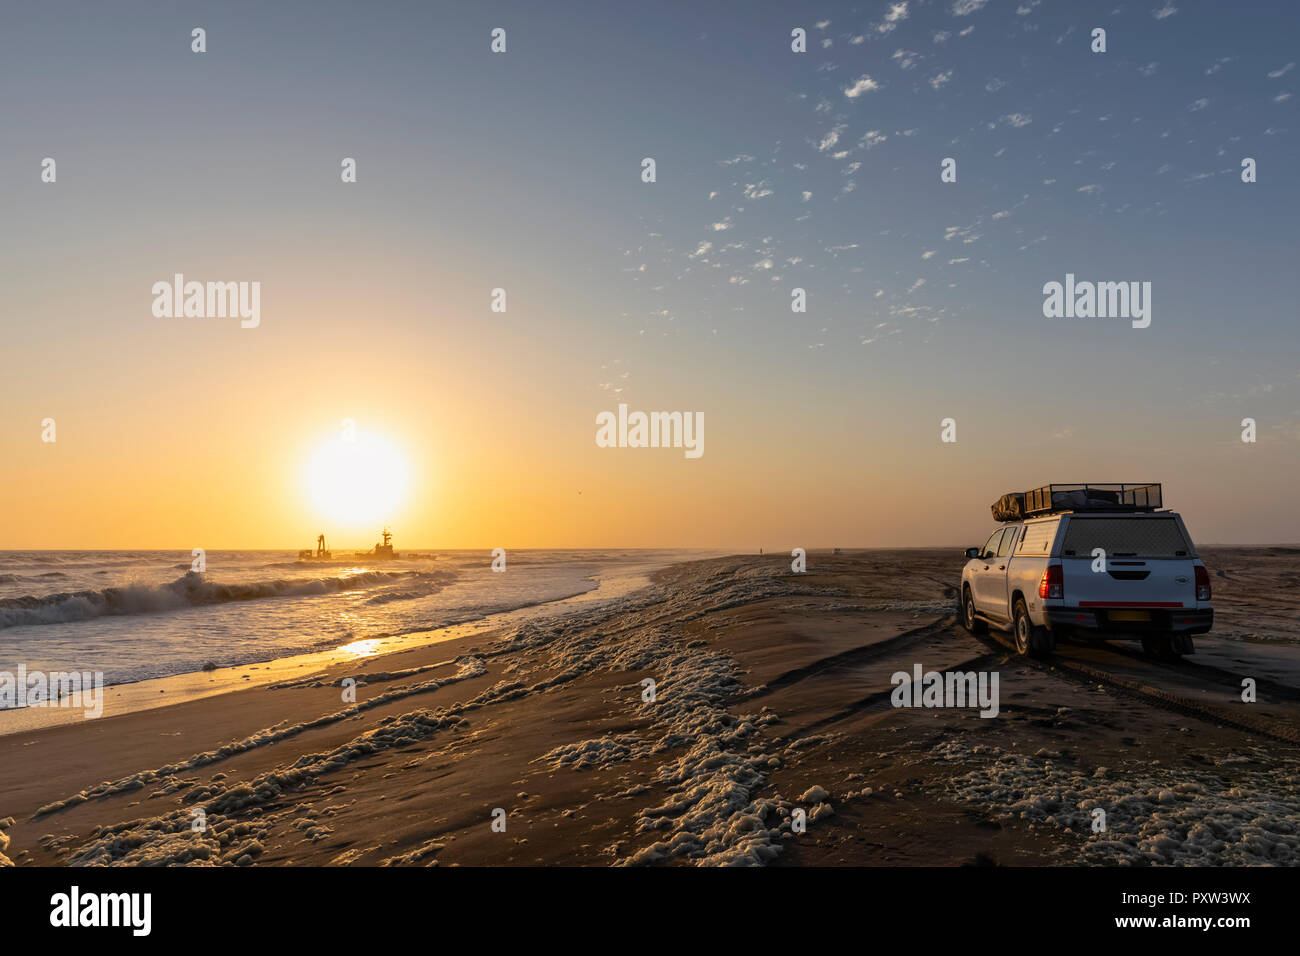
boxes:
[1039,564,1063,600]
[1195,565,1211,602]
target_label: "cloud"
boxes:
[718,154,754,166]
[818,124,846,151]
[844,75,881,98]
[893,49,923,70]
[1268,62,1295,79]
[922,250,937,259]
[711,219,732,231]
[885,3,910,24]
[1000,112,1033,127]
[874,2,910,34]
[860,129,888,149]
[1152,3,1177,19]
[1188,97,1210,111]
[1274,92,1293,103]
[1138,62,1159,77]
[742,181,774,199]
[1077,184,1101,194]
[951,0,988,15]
[930,70,954,90]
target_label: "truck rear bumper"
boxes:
[1047,607,1213,635]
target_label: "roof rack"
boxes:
[992,483,1162,522]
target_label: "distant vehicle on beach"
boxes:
[960,484,1213,658]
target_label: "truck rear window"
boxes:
[1018,519,1059,555]
[1060,517,1190,558]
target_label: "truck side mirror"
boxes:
[964,547,980,559]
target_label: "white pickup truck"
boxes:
[960,510,1213,657]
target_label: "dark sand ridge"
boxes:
[1,549,1297,866]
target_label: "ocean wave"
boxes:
[0,570,445,629]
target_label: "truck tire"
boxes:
[1013,597,1051,657]
[962,586,987,635]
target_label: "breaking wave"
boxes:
[0,570,451,629]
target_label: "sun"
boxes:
[305,431,410,528]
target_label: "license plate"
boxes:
[1109,610,1151,622]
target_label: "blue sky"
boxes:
[2,0,1298,547]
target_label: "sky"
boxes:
[1,0,1297,550]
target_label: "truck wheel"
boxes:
[1013,598,1050,657]
[963,586,986,635]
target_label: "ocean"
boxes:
[0,549,694,692]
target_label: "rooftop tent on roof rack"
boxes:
[991,483,1161,521]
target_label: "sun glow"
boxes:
[305,432,410,528]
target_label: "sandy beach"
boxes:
[2,548,1297,868]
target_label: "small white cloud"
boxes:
[907,278,926,294]
[930,70,954,90]
[815,20,831,30]
[892,49,923,70]
[952,0,988,15]
[860,129,888,149]
[948,257,970,264]
[1001,112,1033,127]
[922,250,937,259]
[1188,97,1210,111]
[1138,62,1159,77]
[818,124,847,151]
[801,190,813,201]
[711,219,732,231]
[844,75,881,98]
[1274,92,1293,103]
[1077,184,1101,194]
[885,3,910,24]
[1268,62,1295,79]
[1152,3,1177,20]
[874,2,910,34]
